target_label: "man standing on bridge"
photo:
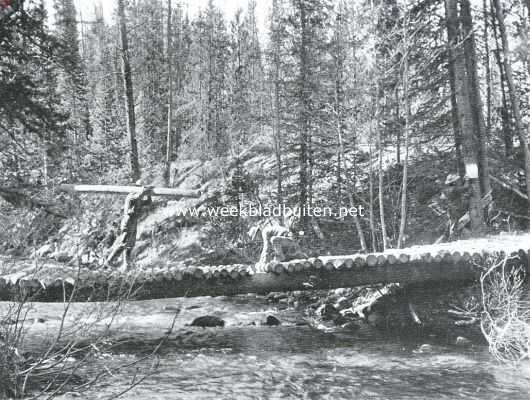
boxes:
[105,185,153,270]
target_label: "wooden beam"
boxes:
[59,184,201,198]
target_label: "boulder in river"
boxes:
[455,336,471,347]
[265,316,281,326]
[162,305,181,313]
[317,303,340,321]
[190,316,225,328]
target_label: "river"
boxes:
[3,294,530,399]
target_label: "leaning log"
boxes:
[59,184,201,198]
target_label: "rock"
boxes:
[455,336,471,347]
[317,303,340,321]
[36,244,53,257]
[266,292,288,303]
[35,318,45,323]
[416,344,434,353]
[190,316,225,328]
[51,252,72,263]
[265,316,281,326]
[340,321,360,330]
[162,305,181,313]
[334,296,351,310]
[334,288,349,297]
[366,311,382,325]
[333,315,349,325]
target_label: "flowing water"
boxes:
[4,295,530,400]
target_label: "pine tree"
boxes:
[53,0,92,160]
[0,1,67,185]
[118,0,140,182]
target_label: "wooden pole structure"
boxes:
[59,184,202,198]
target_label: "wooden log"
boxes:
[354,256,366,268]
[377,255,387,266]
[59,184,201,198]
[287,262,297,274]
[2,232,530,301]
[366,254,378,267]
[398,254,410,264]
[192,267,204,280]
[272,263,285,274]
[451,252,462,263]
[212,267,221,279]
[229,267,240,280]
[294,262,304,272]
[220,266,230,278]
[324,261,335,271]
[387,254,398,265]
[421,253,433,263]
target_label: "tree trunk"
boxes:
[490,6,513,154]
[368,141,377,252]
[445,0,485,232]
[395,88,401,165]
[397,11,410,249]
[445,0,465,180]
[492,0,530,215]
[460,0,491,196]
[334,36,367,251]
[298,0,310,235]
[483,0,492,134]
[118,0,140,182]
[165,0,173,182]
[272,0,283,205]
[377,91,388,251]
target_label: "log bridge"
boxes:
[1,233,529,302]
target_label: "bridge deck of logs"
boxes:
[1,233,529,302]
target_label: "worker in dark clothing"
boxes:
[105,186,153,270]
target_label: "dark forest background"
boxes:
[2,0,530,258]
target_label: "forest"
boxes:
[2,0,530,255]
[2,0,530,398]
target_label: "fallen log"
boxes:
[489,174,528,201]
[59,184,202,198]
